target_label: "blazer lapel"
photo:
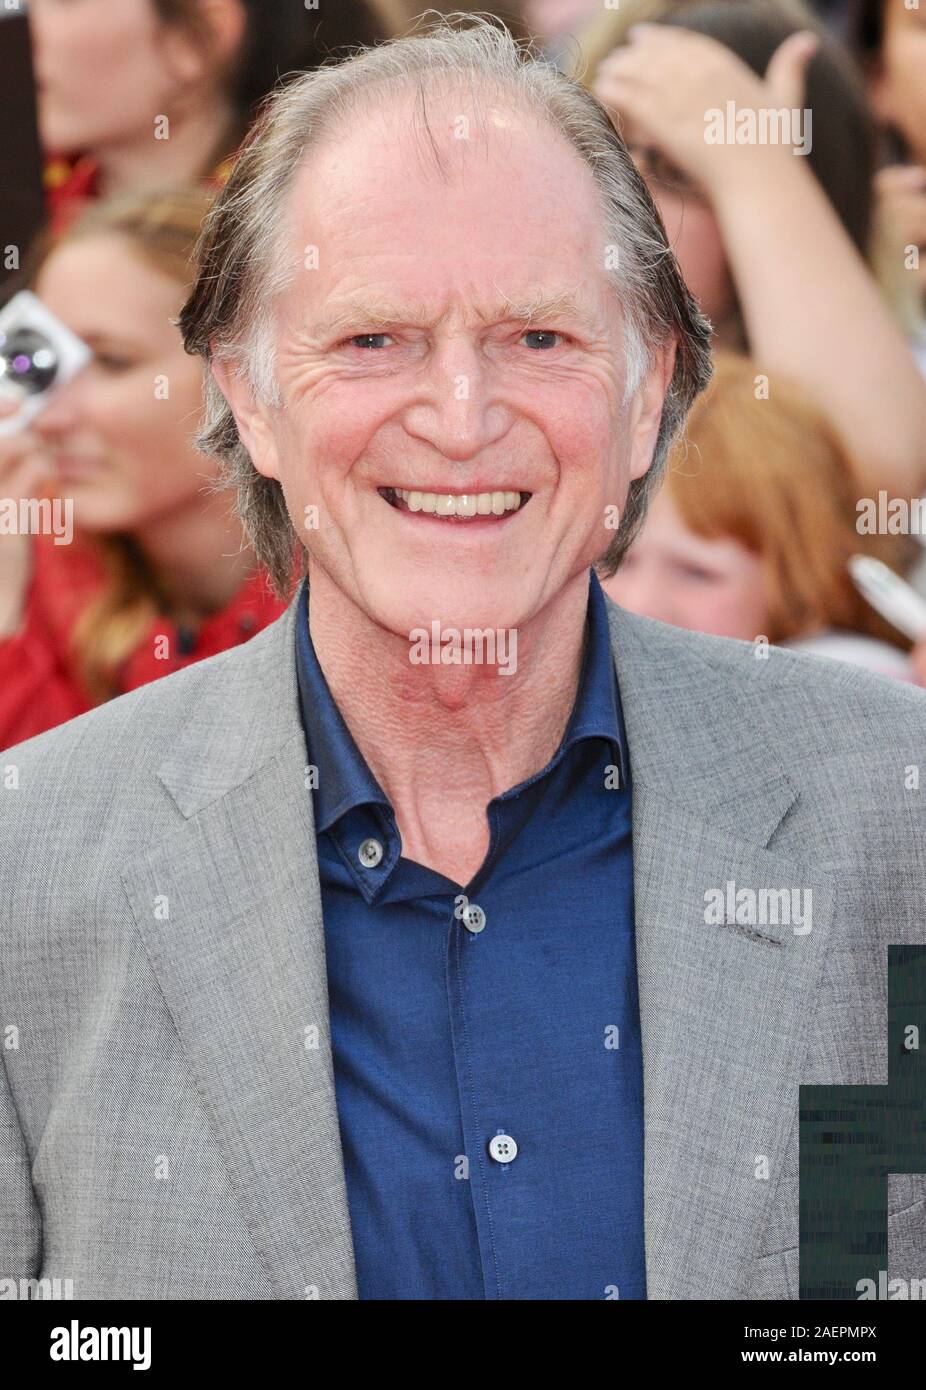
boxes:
[122,596,357,1300]
[607,602,836,1299]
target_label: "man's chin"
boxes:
[361,584,535,649]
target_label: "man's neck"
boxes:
[94,98,236,199]
[307,564,591,882]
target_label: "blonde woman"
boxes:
[0,187,283,749]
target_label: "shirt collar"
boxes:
[295,580,390,835]
[559,567,628,781]
[295,567,629,837]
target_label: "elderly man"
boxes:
[2,18,925,1303]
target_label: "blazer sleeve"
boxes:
[0,1043,41,1283]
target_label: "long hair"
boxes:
[33,187,217,704]
[656,352,917,647]
[656,0,875,256]
[574,0,875,257]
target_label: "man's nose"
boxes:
[401,339,510,462]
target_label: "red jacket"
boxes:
[43,150,237,234]
[0,535,285,750]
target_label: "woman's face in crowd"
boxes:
[873,0,926,164]
[630,148,737,331]
[601,488,770,640]
[30,0,201,155]
[32,235,212,534]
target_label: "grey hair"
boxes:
[180,11,713,595]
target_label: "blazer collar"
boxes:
[155,588,306,818]
[605,597,799,843]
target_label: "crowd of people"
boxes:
[2,0,925,749]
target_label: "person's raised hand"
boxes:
[592,24,819,195]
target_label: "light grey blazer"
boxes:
[2,586,926,1300]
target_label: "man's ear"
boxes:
[210,356,282,483]
[627,337,677,484]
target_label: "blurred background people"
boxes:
[600,352,920,680]
[850,0,926,167]
[4,1,926,746]
[588,0,926,501]
[0,187,283,749]
[808,0,853,29]
[519,0,602,63]
[34,0,393,232]
[848,0,926,366]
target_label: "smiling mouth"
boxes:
[378,486,532,521]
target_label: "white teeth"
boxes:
[393,487,524,518]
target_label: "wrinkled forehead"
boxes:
[276,79,613,301]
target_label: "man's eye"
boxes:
[348,333,393,350]
[521,329,562,350]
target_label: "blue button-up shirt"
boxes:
[296,569,645,1300]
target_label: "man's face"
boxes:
[230,92,671,635]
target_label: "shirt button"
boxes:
[358,838,383,869]
[462,903,486,934]
[488,1134,518,1164]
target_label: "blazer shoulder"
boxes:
[0,602,296,808]
[698,626,924,720]
[608,603,926,743]
[4,603,285,750]
[611,606,917,700]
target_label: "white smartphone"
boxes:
[848,554,926,642]
[0,290,92,438]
